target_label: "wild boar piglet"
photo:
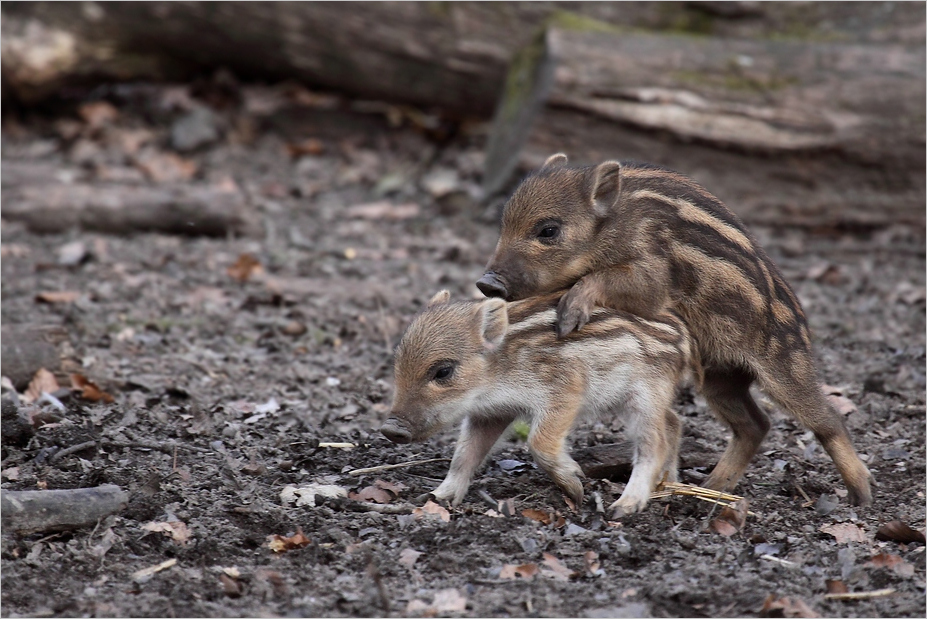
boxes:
[380,290,697,517]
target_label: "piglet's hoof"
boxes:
[414,492,437,506]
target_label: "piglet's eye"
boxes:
[538,226,559,238]
[433,365,454,381]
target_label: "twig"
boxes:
[49,440,98,464]
[824,588,895,601]
[331,498,415,514]
[319,442,356,449]
[760,554,796,567]
[651,481,757,516]
[347,458,449,476]
[793,482,814,507]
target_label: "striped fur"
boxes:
[478,155,872,506]
[382,292,695,515]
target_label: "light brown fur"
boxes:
[382,292,695,516]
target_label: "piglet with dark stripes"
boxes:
[381,290,697,517]
[476,154,873,506]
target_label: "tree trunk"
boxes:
[484,24,926,227]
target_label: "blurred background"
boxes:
[2,1,925,230]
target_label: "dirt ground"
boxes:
[1,82,925,618]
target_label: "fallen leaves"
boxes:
[875,520,926,544]
[521,508,566,528]
[865,553,915,577]
[141,521,191,545]
[820,522,867,544]
[280,483,347,507]
[542,553,577,581]
[70,373,115,403]
[227,253,264,282]
[821,385,857,416]
[346,201,420,221]
[710,499,749,537]
[398,548,422,570]
[406,588,467,615]
[499,563,539,580]
[266,528,311,553]
[22,368,60,404]
[131,558,177,584]
[760,595,820,618]
[412,500,450,523]
[349,479,407,504]
[35,291,81,304]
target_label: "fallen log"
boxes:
[484,23,926,227]
[2,2,922,116]
[1,485,129,533]
[1,181,261,237]
[577,438,718,480]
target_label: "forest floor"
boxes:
[1,81,924,618]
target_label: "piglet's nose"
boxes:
[476,272,507,299]
[380,419,412,444]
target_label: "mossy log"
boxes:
[1,485,129,533]
[484,24,926,227]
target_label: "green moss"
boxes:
[546,11,624,34]
[511,419,530,442]
[672,65,799,94]
[498,29,546,124]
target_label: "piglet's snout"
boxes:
[380,418,413,444]
[476,272,507,299]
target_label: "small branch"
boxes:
[760,555,796,567]
[49,440,98,464]
[330,498,415,514]
[1,485,128,533]
[319,442,356,449]
[347,458,449,476]
[824,588,896,601]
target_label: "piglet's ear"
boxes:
[589,160,622,218]
[427,290,451,307]
[541,153,568,170]
[479,298,508,351]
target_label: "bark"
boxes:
[2,2,923,116]
[578,438,718,480]
[484,25,926,227]
[1,485,129,533]
[1,166,260,237]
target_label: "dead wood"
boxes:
[1,484,129,533]
[484,23,926,227]
[578,438,718,480]
[1,182,260,237]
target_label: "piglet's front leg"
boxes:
[430,415,514,506]
[556,259,671,338]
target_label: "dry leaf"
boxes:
[820,522,867,544]
[79,101,119,128]
[227,253,264,282]
[866,553,915,577]
[760,595,821,618]
[35,291,80,304]
[1,467,21,481]
[135,150,198,182]
[346,201,420,221]
[412,500,450,523]
[219,573,242,597]
[432,588,467,613]
[584,550,603,577]
[499,563,539,580]
[142,521,191,545]
[286,138,325,158]
[875,520,926,544]
[710,499,748,536]
[541,553,575,581]
[279,484,347,507]
[349,485,393,504]
[22,368,60,404]
[70,373,115,403]
[131,558,177,583]
[398,548,422,570]
[374,479,407,497]
[521,508,552,525]
[825,580,848,594]
[267,528,311,553]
